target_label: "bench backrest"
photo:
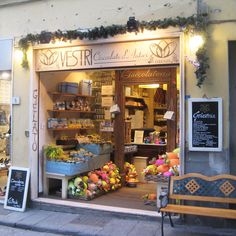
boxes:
[169,173,236,204]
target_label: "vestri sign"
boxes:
[35,38,179,71]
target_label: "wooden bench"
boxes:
[158,173,236,236]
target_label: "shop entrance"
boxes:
[112,67,179,209]
[39,66,180,211]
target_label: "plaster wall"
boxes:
[185,22,236,175]
[0,0,197,37]
[11,53,30,167]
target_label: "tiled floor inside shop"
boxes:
[47,182,157,211]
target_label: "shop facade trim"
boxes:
[34,37,180,72]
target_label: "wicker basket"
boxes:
[145,175,169,183]
[68,190,105,201]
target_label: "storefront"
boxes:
[0,0,233,220]
[26,31,184,213]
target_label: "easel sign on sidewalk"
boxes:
[4,167,30,212]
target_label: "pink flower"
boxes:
[155,159,165,166]
[163,171,174,177]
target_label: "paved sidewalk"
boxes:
[0,204,236,236]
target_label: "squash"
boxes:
[166,152,178,160]
[172,147,180,154]
[148,193,157,200]
[157,164,169,173]
[168,158,179,167]
[89,173,99,183]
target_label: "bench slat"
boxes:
[171,173,236,181]
[160,204,236,219]
[170,173,236,202]
[169,194,236,204]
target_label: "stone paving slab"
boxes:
[59,222,102,236]
[32,212,78,230]
[0,206,11,215]
[164,225,233,236]
[0,224,65,236]
[97,218,137,236]
[16,210,55,227]
[70,214,111,227]
[0,209,38,225]
[127,220,160,236]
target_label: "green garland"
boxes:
[19,14,209,87]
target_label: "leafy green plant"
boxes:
[44,145,64,160]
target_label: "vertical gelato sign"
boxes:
[35,38,179,71]
[188,98,223,151]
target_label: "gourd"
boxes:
[157,164,169,173]
[168,158,179,167]
[166,152,178,160]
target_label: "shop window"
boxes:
[39,68,180,211]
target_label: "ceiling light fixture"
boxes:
[138,84,160,89]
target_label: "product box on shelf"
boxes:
[46,160,89,175]
[78,143,112,155]
[47,118,67,129]
[79,80,92,96]
[58,82,78,94]
[101,85,114,95]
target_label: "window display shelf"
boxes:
[154,118,167,122]
[125,96,145,102]
[47,110,95,114]
[49,92,94,98]
[154,106,167,110]
[48,127,93,131]
[125,96,147,109]
[125,105,146,110]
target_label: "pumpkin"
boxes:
[166,152,178,159]
[173,147,180,154]
[168,158,180,167]
[148,193,157,200]
[157,164,169,173]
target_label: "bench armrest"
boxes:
[158,192,169,211]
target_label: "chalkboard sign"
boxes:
[4,167,30,212]
[188,98,222,151]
